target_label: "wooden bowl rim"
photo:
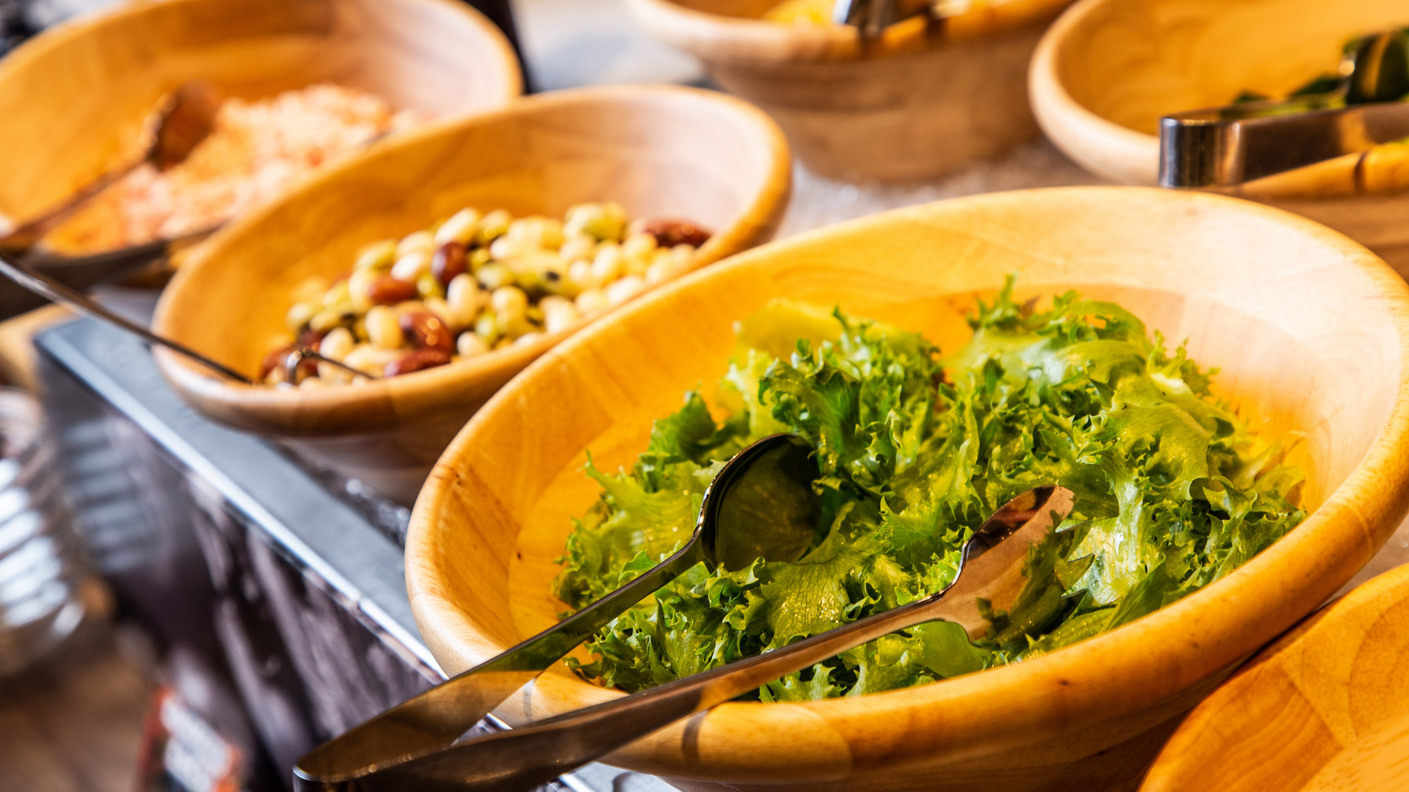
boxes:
[625,0,1073,63]
[0,0,525,259]
[408,186,1409,778]
[1028,0,1409,195]
[1139,560,1409,791]
[151,83,792,438]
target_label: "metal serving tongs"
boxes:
[0,249,370,386]
[1160,29,1409,188]
[295,427,1076,791]
[832,0,979,39]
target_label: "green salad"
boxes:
[553,282,1306,701]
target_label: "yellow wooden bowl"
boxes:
[626,0,1073,183]
[0,0,523,251]
[408,186,1409,791]
[151,85,792,502]
[1029,0,1409,271]
[1140,561,1409,792]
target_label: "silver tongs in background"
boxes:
[832,0,976,39]
[1160,28,1409,188]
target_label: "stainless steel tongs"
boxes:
[832,0,976,39]
[1160,29,1409,188]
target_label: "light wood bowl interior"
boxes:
[1029,0,1409,270]
[0,0,522,234]
[151,85,791,502]
[1140,561,1409,792]
[626,0,1073,182]
[409,187,1409,791]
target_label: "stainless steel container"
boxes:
[0,387,92,675]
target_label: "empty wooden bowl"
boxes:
[626,0,1074,183]
[151,85,792,502]
[1029,0,1409,272]
[0,0,523,252]
[1140,561,1409,792]
[408,186,1409,791]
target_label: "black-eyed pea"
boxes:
[433,208,481,246]
[559,232,595,263]
[591,243,624,283]
[353,240,397,272]
[396,230,435,260]
[344,345,392,377]
[321,280,351,308]
[320,327,355,361]
[348,269,377,311]
[605,274,645,305]
[513,330,545,347]
[416,271,444,300]
[310,306,356,334]
[491,286,529,320]
[474,312,499,344]
[575,288,609,316]
[366,305,404,350]
[285,301,318,333]
[456,332,489,359]
[622,232,657,261]
[390,249,432,282]
[446,274,485,327]
[567,259,596,291]
[476,209,512,245]
[540,296,579,334]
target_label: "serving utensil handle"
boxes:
[292,542,705,791]
[358,487,1074,791]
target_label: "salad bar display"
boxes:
[7,2,1409,792]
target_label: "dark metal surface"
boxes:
[33,311,669,792]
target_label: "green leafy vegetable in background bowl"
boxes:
[553,280,1306,701]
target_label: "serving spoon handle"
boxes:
[341,485,1075,792]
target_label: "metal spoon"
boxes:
[0,81,223,254]
[1160,29,1409,187]
[0,250,366,386]
[306,484,1076,791]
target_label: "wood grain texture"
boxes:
[1028,0,1409,273]
[0,0,523,234]
[407,186,1409,791]
[151,85,792,502]
[626,0,1073,182]
[1141,561,1409,792]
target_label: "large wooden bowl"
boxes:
[408,187,1409,791]
[0,0,522,250]
[1029,0,1409,273]
[626,0,1073,183]
[151,85,791,503]
[1140,559,1409,792]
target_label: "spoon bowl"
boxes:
[294,433,823,789]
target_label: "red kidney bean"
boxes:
[384,349,452,377]
[432,241,468,287]
[641,219,711,248]
[399,310,455,353]
[365,275,417,305]
[259,345,318,381]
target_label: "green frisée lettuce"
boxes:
[553,281,1306,700]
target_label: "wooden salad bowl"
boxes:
[0,0,522,249]
[625,0,1074,183]
[408,186,1409,791]
[1029,0,1409,273]
[151,85,792,503]
[1141,561,1409,792]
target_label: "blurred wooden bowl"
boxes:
[151,85,792,502]
[0,0,523,249]
[1141,561,1409,792]
[626,0,1073,183]
[1029,0,1409,272]
[408,186,1409,792]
